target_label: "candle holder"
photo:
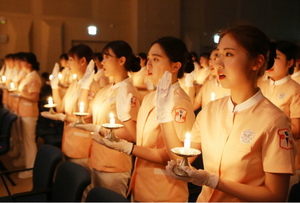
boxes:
[171,147,201,177]
[8,88,17,92]
[73,112,89,124]
[44,104,57,114]
[101,123,124,142]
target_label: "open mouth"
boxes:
[147,70,153,76]
[218,71,226,80]
[267,68,274,72]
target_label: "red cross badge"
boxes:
[174,108,187,123]
[278,128,293,150]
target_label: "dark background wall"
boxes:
[0,0,299,73]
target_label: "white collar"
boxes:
[269,75,290,86]
[292,71,300,78]
[172,81,180,89]
[227,89,264,113]
[111,77,131,89]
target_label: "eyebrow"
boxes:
[148,53,163,57]
[216,48,235,51]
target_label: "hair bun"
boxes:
[266,42,276,70]
[130,56,141,72]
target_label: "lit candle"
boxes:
[73,74,77,80]
[58,73,62,80]
[10,82,15,89]
[49,75,53,80]
[1,75,6,82]
[48,97,54,105]
[109,113,115,124]
[184,133,191,153]
[211,92,215,101]
[79,102,84,113]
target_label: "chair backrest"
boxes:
[0,108,9,126]
[32,144,63,191]
[51,161,91,202]
[0,112,17,155]
[288,182,300,202]
[85,186,129,202]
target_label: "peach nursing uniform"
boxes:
[191,90,295,202]
[259,76,300,119]
[292,70,300,84]
[130,82,195,202]
[18,71,42,168]
[89,78,140,196]
[259,76,300,188]
[195,78,230,109]
[61,80,99,160]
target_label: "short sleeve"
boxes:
[262,113,295,174]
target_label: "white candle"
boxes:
[73,74,77,80]
[49,75,53,80]
[2,75,6,82]
[58,73,62,80]
[211,92,215,101]
[184,133,191,153]
[10,82,15,89]
[109,113,115,124]
[48,97,54,105]
[79,102,84,113]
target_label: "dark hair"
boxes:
[13,52,27,61]
[59,53,69,60]
[137,52,147,64]
[21,52,40,71]
[102,40,141,72]
[4,53,14,60]
[150,36,191,78]
[41,72,50,80]
[274,40,297,75]
[137,52,147,60]
[219,24,274,77]
[94,52,103,62]
[185,53,195,73]
[189,52,198,62]
[68,44,94,64]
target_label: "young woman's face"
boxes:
[94,58,103,70]
[209,50,218,76]
[101,48,121,77]
[67,55,82,75]
[20,60,32,72]
[215,34,256,90]
[199,56,209,68]
[147,43,174,85]
[267,50,290,80]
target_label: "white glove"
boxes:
[100,138,134,156]
[185,72,195,87]
[116,84,132,122]
[72,123,101,133]
[156,71,174,123]
[50,63,60,89]
[166,160,219,188]
[81,60,95,89]
[92,133,103,143]
[41,111,66,121]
